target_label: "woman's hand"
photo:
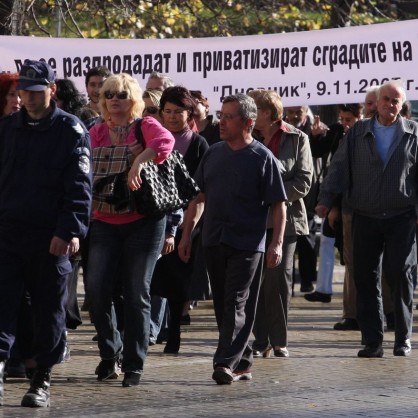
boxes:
[128,162,143,191]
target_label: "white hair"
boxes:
[376,80,406,104]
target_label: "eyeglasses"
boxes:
[144,106,159,114]
[216,111,241,121]
[104,90,129,100]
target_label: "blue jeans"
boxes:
[149,295,168,341]
[87,217,165,373]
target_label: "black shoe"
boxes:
[122,371,141,387]
[393,340,411,356]
[163,336,180,354]
[357,344,384,358]
[21,367,51,408]
[252,345,272,358]
[333,318,359,331]
[80,299,90,311]
[92,334,98,341]
[0,361,5,406]
[96,357,121,381]
[180,314,191,326]
[212,366,234,385]
[300,284,314,293]
[385,312,395,331]
[273,347,289,357]
[60,342,71,363]
[304,291,331,303]
[163,345,179,354]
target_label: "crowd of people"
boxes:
[0,59,418,408]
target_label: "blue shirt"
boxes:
[373,119,397,164]
[194,139,287,252]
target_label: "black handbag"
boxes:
[133,119,200,217]
[92,146,135,214]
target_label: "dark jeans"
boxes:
[352,210,416,346]
[205,244,263,372]
[0,232,70,368]
[87,217,165,374]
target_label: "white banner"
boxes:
[1,19,418,109]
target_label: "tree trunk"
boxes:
[0,0,25,35]
[0,0,14,35]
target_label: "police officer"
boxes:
[0,60,92,408]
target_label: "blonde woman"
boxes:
[88,73,174,387]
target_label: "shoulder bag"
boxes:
[133,119,200,217]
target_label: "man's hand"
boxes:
[49,236,78,256]
[327,206,340,230]
[178,235,192,263]
[311,115,329,136]
[69,237,80,254]
[315,204,329,218]
[265,241,283,269]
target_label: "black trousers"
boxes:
[0,231,70,367]
[205,245,263,372]
[296,217,318,287]
[352,210,416,346]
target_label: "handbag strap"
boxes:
[134,118,144,146]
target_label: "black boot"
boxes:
[0,360,5,406]
[21,367,51,408]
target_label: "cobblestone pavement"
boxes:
[2,266,418,417]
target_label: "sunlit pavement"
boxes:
[2,264,418,418]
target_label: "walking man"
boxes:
[178,93,287,383]
[0,59,92,407]
[316,80,418,357]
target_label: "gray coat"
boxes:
[265,121,313,236]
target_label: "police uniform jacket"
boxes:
[0,101,92,242]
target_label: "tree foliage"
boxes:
[1,0,417,39]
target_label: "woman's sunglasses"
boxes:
[144,106,159,114]
[104,90,129,100]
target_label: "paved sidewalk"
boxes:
[2,266,418,417]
